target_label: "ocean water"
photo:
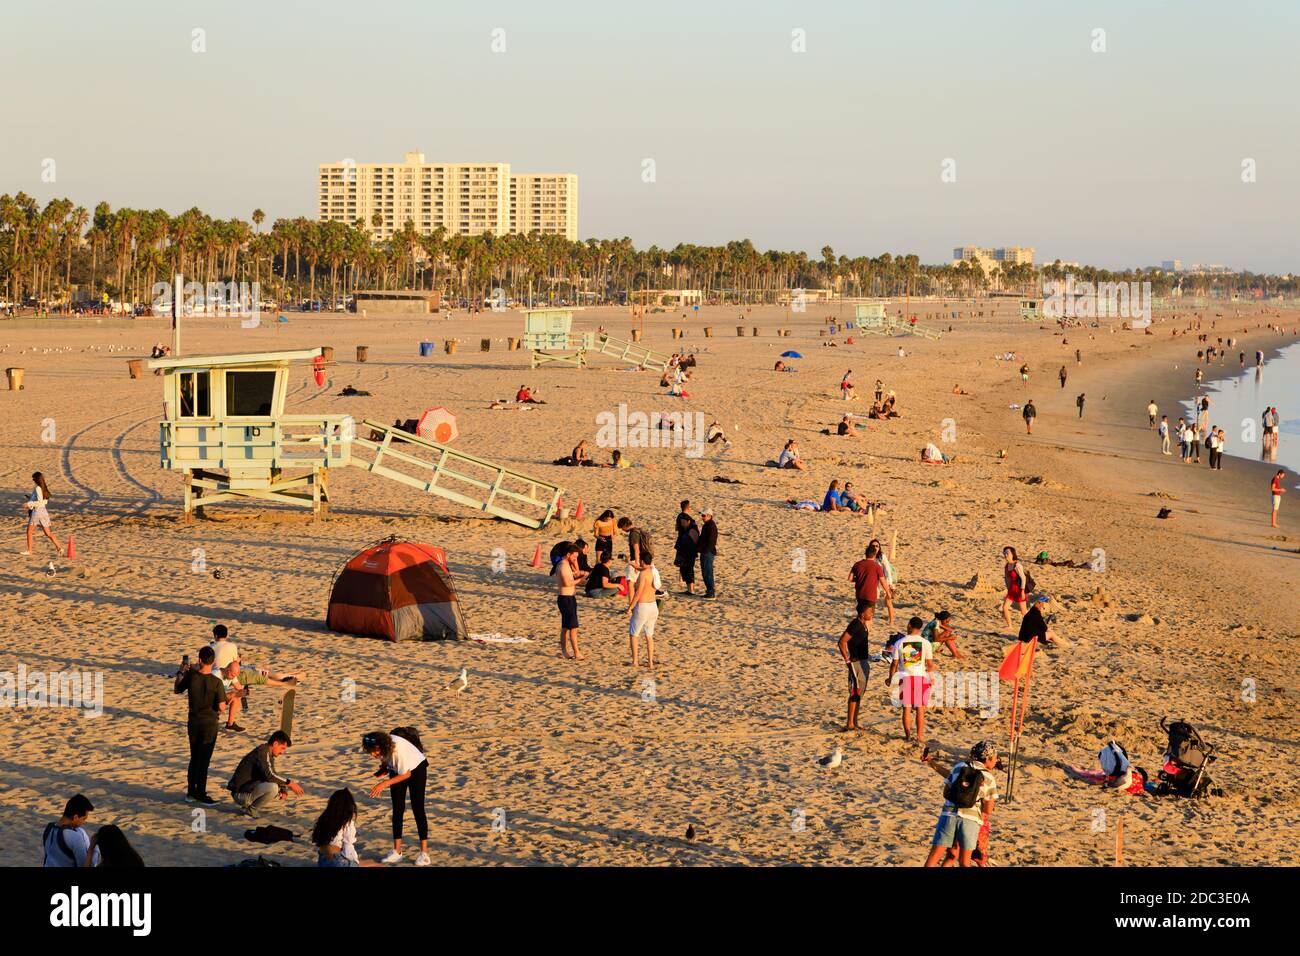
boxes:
[1181,342,1300,475]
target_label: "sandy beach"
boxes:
[0,300,1296,867]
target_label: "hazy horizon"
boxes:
[2,0,1297,272]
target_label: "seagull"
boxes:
[685,824,695,842]
[817,746,843,770]
[444,667,468,692]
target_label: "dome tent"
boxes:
[327,537,467,641]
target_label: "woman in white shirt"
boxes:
[23,472,64,557]
[363,730,430,866]
[312,789,379,867]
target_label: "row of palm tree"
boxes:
[3,191,1297,312]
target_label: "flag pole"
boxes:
[1006,637,1038,802]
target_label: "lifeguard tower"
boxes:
[523,308,669,372]
[1019,299,1042,321]
[149,348,561,528]
[855,302,890,334]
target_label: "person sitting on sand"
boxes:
[922,610,962,659]
[584,556,625,598]
[42,794,99,867]
[312,789,381,867]
[87,824,144,868]
[610,449,630,468]
[837,415,852,436]
[821,479,849,512]
[706,421,731,446]
[515,385,545,404]
[952,384,968,395]
[920,443,952,464]
[777,439,807,471]
[572,440,594,466]
[1018,593,1057,647]
[840,481,866,513]
[774,359,794,372]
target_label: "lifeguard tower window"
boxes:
[179,371,210,418]
[226,370,276,416]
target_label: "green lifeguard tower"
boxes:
[855,302,890,334]
[149,348,561,528]
[1019,298,1042,321]
[523,308,670,372]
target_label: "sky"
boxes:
[2,0,1297,272]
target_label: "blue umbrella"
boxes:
[277,314,289,323]
[780,350,803,358]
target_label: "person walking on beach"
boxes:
[888,616,935,744]
[1019,363,1030,386]
[1159,415,1171,455]
[1000,546,1030,628]
[838,606,872,732]
[1188,420,1202,464]
[227,730,304,816]
[627,555,660,668]
[618,515,652,569]
[1177,417,1189,461]
[1271,470,1286,527]
[849,544,893,624]
[1262,407,1278,455]
[1213,427,1226,470]
[1075,348,1082,365]
[1076,393,1086,418]
[697,506,718,598]
[1022,400,1036,435]
[1147,400,1158,429]
[22,472,63,557]
[363,729,430,865]
[1058,366,1067,389]
[173,645,227,805]
[554,543,587,660]
[673,500,699,594]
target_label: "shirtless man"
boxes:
[627,556,661,668]
[555,544,588,660]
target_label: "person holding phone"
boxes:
[173,646,227,804]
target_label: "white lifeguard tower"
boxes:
[149,348,561,528]
[1019,298,1042,321]
[522,308,669,372]
[855,302,890,334]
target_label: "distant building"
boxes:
[319,152,578,241]
[951,246,1035,287]
[1160,260,1182,272]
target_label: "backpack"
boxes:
[1163,720,1207,770]
[943,762,985,810]
[41,822,79,867]
[1099,741,1130,777]
[390,725,425,754]
[1019,563,1037,595]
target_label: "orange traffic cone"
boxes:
[574,500,585,519]
[65,535,76,560]
[531,543,543,568]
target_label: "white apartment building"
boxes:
[318,152,577,241]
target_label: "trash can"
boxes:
[5,367,24,391]
[752,327,760,337]
[508,337,520,351]
[703,327,713,338]
[736,326,745,336]
[480,338,491,352]
[419,342,434,357]
[444,340,458,355]
[671,328,682,339]
[320,346,334,362]
[630,329,643,342]
[356,346,369,362]
[127,359,143,379]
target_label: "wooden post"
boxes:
[889,529,897,562]
[172,273,183,356]
[1115,816,1124,866]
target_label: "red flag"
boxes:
[998,642,1025,681]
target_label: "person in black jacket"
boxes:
[673,500,699,594]
[697,506,718,598]
[174,645,227,805]
[228,731,304,816]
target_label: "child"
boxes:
[922,611,962,658]
[23,472,63,557]
[888,616,935,743]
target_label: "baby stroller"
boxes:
[1155,718,1218,797]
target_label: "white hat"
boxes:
[700,505,714,516]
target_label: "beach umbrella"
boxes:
[780,350,803,358]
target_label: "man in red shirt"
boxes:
[848,543,894,623]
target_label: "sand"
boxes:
[0,299,1296,866]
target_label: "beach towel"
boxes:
[468,633,533,644]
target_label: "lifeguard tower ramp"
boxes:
[149,348,560,528]
[524,308,668,372]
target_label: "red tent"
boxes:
[327,539,467,641]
